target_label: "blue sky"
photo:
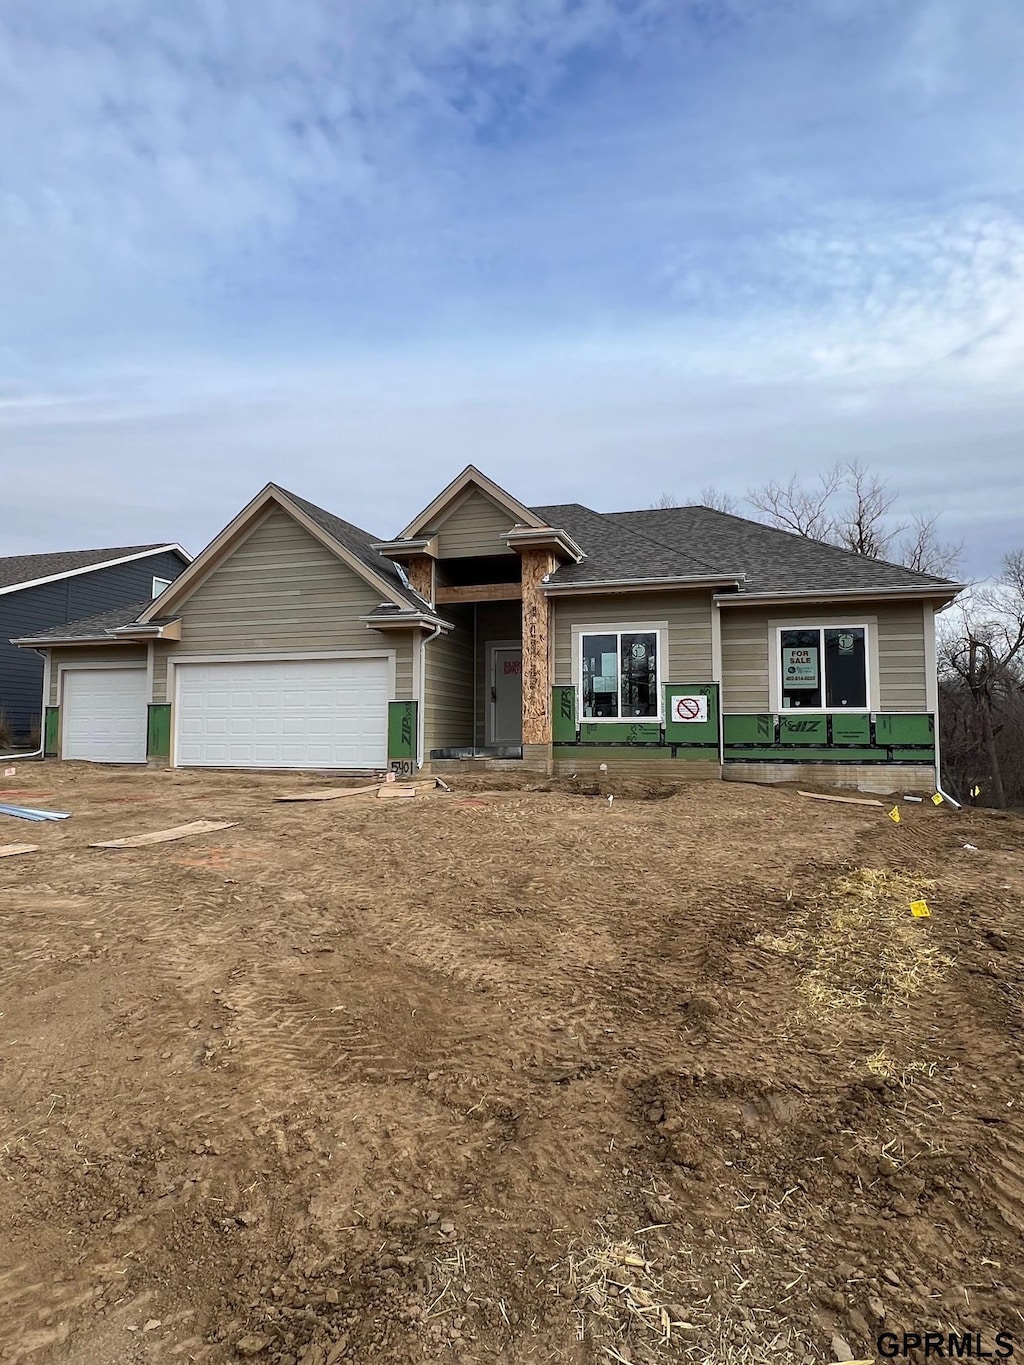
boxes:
[1,0,1022,575]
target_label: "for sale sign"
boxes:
[783,645,819,689]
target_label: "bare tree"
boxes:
[698,485,738,514]
[832,459,904,559]
[939,552,1024,807]
[747,460,962,577]
[650,487,737,512]
[897,512,963,578]
[747,467,840,540]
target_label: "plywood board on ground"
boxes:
[797,790,884,808]
[276,785,381,803]
[90,820,237,849]
[0,844,38,858]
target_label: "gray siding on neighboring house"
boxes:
[427,489,516,558]
[1,548,186,737]
[150,506,415,703]
[47,645,149,706]
[719,601,928,713]
[423,605,475,753]
[551,591,715,689]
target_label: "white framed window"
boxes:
[775,623,872,712]
[151,575,172,599]
[575,624,665,721]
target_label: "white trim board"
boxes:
[0,544,191,598]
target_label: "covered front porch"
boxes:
[416,558,556,774]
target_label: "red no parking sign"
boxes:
[672,694,708,724]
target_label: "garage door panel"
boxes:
[175,658,389,769]
[62,668,148,764]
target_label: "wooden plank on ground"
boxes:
[276,785,382,803]
[90,820,237,849]
[377,784,417,800]
[0,844,38,858]
[797,790,884,808]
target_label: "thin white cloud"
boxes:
[0,0,1022,578]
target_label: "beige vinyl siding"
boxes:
[720,601,928,713]
[875,603,930,712]
[423,605,475,753]
[149,506,414,702]
[428,488,516,558]
[552,591,714,688]
[48,645,148,705]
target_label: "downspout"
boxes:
[931,699,962,810]
[925,602,962,809]
[472,603,478,751]
[0,650,49,761]
[417,622,443,771]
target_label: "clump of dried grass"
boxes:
[757,868,953,1013]
[567,1237,690,1351]
[863,1047,938,1085]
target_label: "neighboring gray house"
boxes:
[1,544,191,742]
[14,468,961,792]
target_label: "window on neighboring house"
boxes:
[779,626,868,710]
[580,630,659,719]
[151,576,172,599]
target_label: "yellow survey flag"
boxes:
[910,899,931,918]
[971,784,981,797]
[888,805,901,823]
[931,792,943,805]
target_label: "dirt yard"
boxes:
[1,764,1022,1365]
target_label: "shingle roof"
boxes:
[277,487,427,610]
[14,482,960,651]
[609,506,957,595]
[14,600,151,643]
[531,503,725,584]
[0,545,176,592]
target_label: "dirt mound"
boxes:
[1,765,1023,1363]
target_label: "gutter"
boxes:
[714,584,965,606]
[108,620,182,641]
[544,574,744,596]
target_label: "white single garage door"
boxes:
[62,667,148,763]
[174,657,390,769]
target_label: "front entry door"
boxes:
[490,647,522,746]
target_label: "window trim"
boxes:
[770,620,877,714]
[572,621,667,724]
[151,575,173,599]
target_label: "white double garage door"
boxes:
[61,657,391,769]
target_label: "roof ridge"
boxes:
[0,543,170,562]
[273,484,382,546]
[614,505,955,587]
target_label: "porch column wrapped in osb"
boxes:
[405,555,434,605]
[519,547,557,746]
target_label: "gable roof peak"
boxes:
[398,465,548,539]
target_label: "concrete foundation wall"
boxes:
[722,762,935,795]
